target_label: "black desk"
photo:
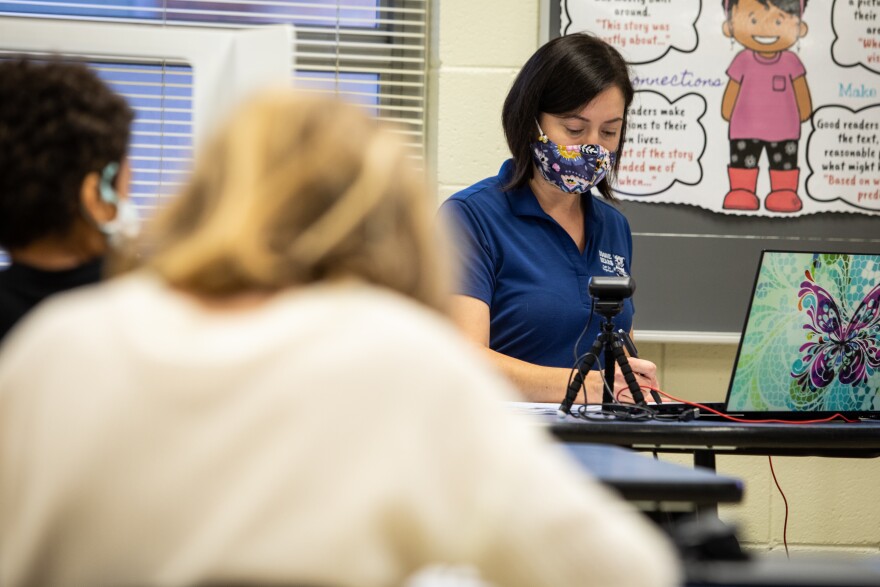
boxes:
[685,557,880,586]
[563,443,743,509]
[551,417,880,456]
[547,414,880,470]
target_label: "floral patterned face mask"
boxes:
[530,121,616,194]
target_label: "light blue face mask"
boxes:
[530,122,617,194]
[97,162,141,245]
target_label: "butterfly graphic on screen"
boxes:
[791,270,880,390]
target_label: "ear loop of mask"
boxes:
[535,119,549,143]
[95,161,142,244]
[99,162,120,204]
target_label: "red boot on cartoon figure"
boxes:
[722,166,759,211]
[765,168,802,213]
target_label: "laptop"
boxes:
[654,250,880,421]
[723,250,880,420]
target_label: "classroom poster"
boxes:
[562,0,880,216]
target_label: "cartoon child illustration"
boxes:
[721,0,812,213]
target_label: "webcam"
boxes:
[588,276,636,301]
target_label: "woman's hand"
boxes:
[613,357,659,403]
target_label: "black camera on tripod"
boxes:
[558,275,645,416]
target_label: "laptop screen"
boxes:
[726,251,880,415]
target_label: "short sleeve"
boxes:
[437,199,496,305]
[786,52,806,80]
[726,50,747,83]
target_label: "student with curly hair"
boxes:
[0,57,135,342]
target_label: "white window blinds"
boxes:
[99,60,194,212]
[0,1,429,159]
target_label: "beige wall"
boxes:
[428,0,880,557]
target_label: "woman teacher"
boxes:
[440,33,659,403]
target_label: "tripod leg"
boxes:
[603,333,616,405]
[558,337,605,415]
[611,337,646,404]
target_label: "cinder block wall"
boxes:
[428,0,880,557]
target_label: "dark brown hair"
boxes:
[0,57,133,250]
[501,33,634,201]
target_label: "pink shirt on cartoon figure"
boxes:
[726,50,806,142]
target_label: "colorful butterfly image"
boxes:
[791,269,880,392]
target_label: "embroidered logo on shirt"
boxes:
[599,250,629,276]
[614,254,629,277]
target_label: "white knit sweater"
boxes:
[0,273,679,587]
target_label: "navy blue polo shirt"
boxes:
[439,159,634,369]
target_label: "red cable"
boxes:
[768,456,790,558]
[642,386,860,424]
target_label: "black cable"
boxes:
[567,348,651,421]
[574,351,600,393]
[563,351,599,417]
[562,301,697,423]
[571,303,596,365]
[582,353,611,406]
[570,370,651,421]
[567,397,699,423]
[573,402,654,421]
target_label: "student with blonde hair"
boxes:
[0,90,680,587]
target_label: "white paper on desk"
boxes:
[503,402,602,417]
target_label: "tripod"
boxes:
[558,298,645,416]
